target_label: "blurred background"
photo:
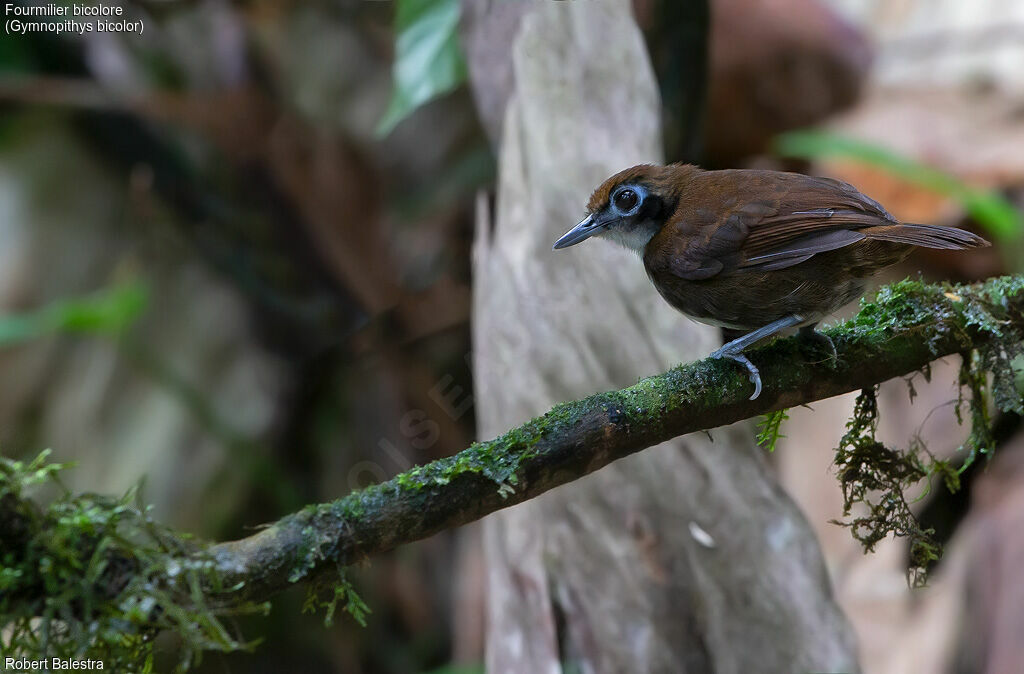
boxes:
[0,0,1022,671]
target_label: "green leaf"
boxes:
[774,130,1024,243]
[0,281,149,347]
[376,0,468,137]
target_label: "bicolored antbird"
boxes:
[554,164,989,399]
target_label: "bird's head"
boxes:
[552,164,696,253]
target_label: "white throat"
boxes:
[597,226,657,254]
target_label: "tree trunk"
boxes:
[467,1,859,672]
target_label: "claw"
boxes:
[799,326,837,363]
[711,349,763,400]
[711,315,803,401]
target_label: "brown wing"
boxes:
[645,170,986,281]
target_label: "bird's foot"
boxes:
[798,326,837,364]
[711,347,763,400]
[711,314,805,400]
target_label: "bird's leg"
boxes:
[711,314,805,400]
[798,323,837,362]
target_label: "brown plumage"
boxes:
[554,163,989,399]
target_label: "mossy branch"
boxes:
[208,275,1024,603]
[3,275,1024,660]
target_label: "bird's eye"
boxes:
[613,189,639,212]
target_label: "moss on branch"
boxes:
[3,275,1024,665]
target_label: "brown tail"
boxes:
[863,223,990,250]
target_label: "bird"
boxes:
[552,164,989,400]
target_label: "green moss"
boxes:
[956,351,996,470]
[288,524,322,583]
[0,450,266,669]
[831,388,938,586]
[832,278,956,357]
[303,568,370,628]
[828,275,1024,584]
[279,411,576,587]
[373,404,576,497]
[756,409,789,453]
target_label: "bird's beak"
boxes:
[552,213,613,250]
